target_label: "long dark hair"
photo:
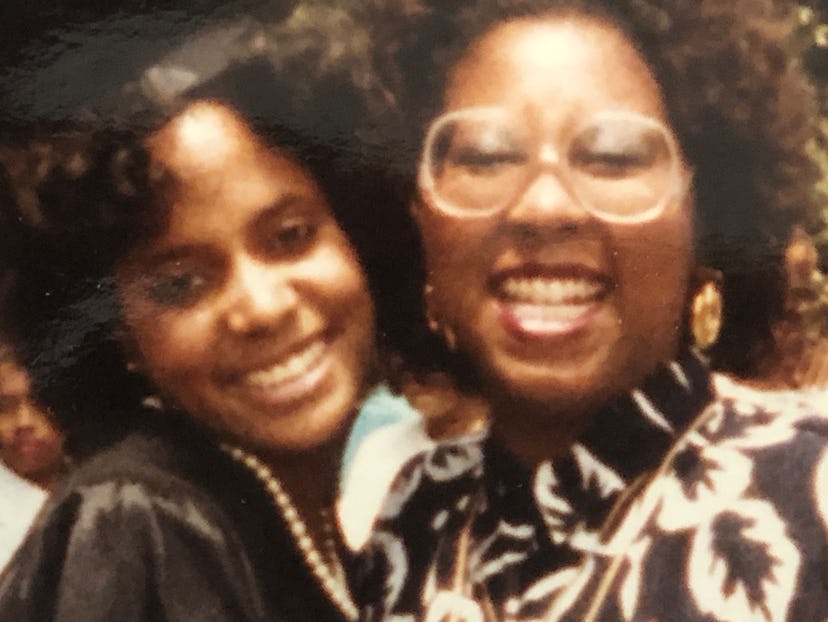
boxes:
[0,3,418,455]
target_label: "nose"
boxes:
[10,403,37,436]
[223,256,299,337]
[504,169,590,229]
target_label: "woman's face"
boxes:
[118,102,375,453]
[416,16,694,414]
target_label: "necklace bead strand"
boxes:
[221,444,358,621]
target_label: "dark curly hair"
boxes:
[0,4,419,455]
[358,0,825,378]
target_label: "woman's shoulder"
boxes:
[711,373,828,412]
[0,427,270,622]
[42,425,249,541]
[577,378,828,621]
[704,373,828,442]
[60,426,211,493]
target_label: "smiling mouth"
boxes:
[492,269,612,337]
[244,340,327,388]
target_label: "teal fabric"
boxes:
[340,385,421,489]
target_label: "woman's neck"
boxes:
[259,438,345,546]
[488,395,595,469]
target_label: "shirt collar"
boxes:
[481,350,714,543]
[574,349,713,486]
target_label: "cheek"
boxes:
[125,306,216,389]
[34,416,62,443]
[309,242,374,322]
[419,215,491,308]
[613,215,694,332]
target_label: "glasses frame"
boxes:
[418,107,693,224]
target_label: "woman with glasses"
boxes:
[356,1,828,620]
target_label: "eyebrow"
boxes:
[250,192,320,224]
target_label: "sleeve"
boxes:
[0,479,269,622]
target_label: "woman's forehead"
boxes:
[149,102,260,178]
[444,15,667,123]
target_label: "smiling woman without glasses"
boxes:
[356,1,828,620]
[0,6,410,621]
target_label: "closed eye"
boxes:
[448,148,526,174]
[571,149,654,177]
[257,216,319,259]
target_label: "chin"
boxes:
[275,389,357,453]
[488,347,612,402]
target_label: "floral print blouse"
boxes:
[355,352,828,621]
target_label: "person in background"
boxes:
[758,226,828,388]
[0,345,50,572]
[0,345,66,490]
[355,0,828,620]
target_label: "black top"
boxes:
[356,352,828,621]
[0,416,351,622]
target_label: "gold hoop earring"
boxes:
[690,269,723,351]
[424,282,458,352]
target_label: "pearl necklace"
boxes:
[221,444,358,621]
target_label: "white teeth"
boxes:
[501,277,603,304]
[513,303,594,331]
[245,341,325,387]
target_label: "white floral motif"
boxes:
[432,509,450,531]
[713,375,823,413]
[517,558,596,622]
[687,499,801,622]
[571,444,626,498]
[654,435,753,532]
[707,376,824,451]
[603,479,664,553]
[371,531,410,612]
[533,461,573,545]
[423,441,484,482]
[470,520,535,583]
[668,360,692,390]
[424,591,484,622]
[617,536,651,621]
[631,389,674,433]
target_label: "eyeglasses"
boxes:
[418,107,692,223]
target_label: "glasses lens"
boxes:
[567,116,676,219]
[425,113,530,214]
